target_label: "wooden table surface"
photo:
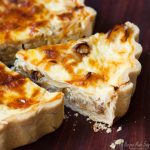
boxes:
[16,0,150,150]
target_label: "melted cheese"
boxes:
[0,62,63,121]
[16,22,142,99]
[0,0,96,44]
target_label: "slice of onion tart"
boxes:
[15,22,142,126]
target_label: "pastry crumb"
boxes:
[65,111,72,119]
[86,118,90,121]
[74,113,78,117]
[106,128,112,133]
[68,112,72,117]
[64,114,69,119]
[73,129,76,131]
[115,139,124,145]
[93,122,113,133]
[110,139,124,149]
[93,122,107,132]
[110,143,116,149]
[117,126,122,132]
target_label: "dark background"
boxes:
[17,0,150,150]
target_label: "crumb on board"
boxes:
[106,128,112,133]
[74,113,78,117]
[115,139,124,145]
[64,111,72,119]
[68,112,72,117]
[110,139,124,149]
[110,143,116,149]
[64,114,69,119]
[117,126,122,132]
[86,118,90,121]
[93,122,112,133]
[93,122,111,133]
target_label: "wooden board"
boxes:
[16,0,150,149]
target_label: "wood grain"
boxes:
[16,0,150,150]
